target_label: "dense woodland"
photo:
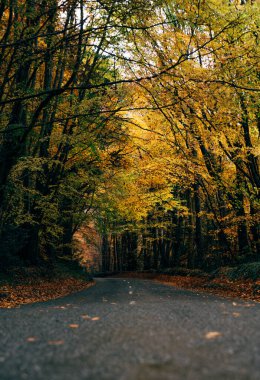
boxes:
[0,0,259,273]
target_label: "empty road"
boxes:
[0,278,259,380]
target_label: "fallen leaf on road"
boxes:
[233,312,240,317]
[91,317,100,321]
[205,331,222,340]
[27,337,37,342]
[81,315,91,320]
[48,340,64,345]
[69,324,79,328]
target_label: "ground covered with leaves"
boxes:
[156,275,260,303]
[1,261,260,308]
[114,265,260,303]
[0,260,94,308]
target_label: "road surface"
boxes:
[0,278,259,380]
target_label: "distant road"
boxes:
[0,278,259,380]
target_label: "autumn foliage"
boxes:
[0,1,259,278]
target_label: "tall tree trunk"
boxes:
[102,233,110,272]
[194,183,203,267]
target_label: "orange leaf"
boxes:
[27,337,37,342]
[48,340,64,345]
[205,331,222,340]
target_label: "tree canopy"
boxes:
[0,0,259,272]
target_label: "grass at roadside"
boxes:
[0,259,94,308]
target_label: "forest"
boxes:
[0,0,259,275]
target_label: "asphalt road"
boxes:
[0,278,259,380]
